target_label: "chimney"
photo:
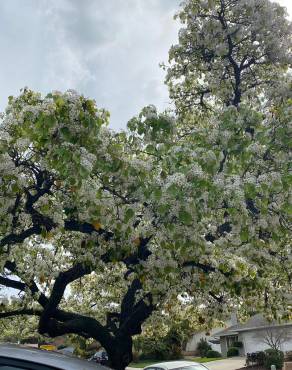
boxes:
[231,312,238,326]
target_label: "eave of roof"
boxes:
[237,322,292,333]
[214,325,240,337]
[215,314,292,337]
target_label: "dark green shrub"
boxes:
[164,327,183,360]
[197,338,212,357]
[263,349,284,370]
[136,337,169,360]
[134,327,183,361]
[227,347,239,357]
[246,351,265,366]
[206,349,222,358]
[233,341,243,348]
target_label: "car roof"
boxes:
[144,361,207,369]
[0,344,106,370]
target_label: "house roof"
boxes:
[237,314,292,332]
[235,314,270,332]
[215,324,241,337]
[215,314,292,337]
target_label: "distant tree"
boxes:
[262,327,292,351]
[0,313,41,344]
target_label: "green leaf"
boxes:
[153,188,162,200]
[11,183,19,193]
[124,208,135,223]
[60,127,71,140]
[55,97,65,107]
[158,204,170,215]
[282,202,292,216]
[240,228,249,242]
[178,209,192,225]
[146,144,155,152]
[44,115,55,129]
[167,183,179,196]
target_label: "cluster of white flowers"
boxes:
[65,90,83,123]
[247,142,266,155]
[187,163,204,179]
[15,138,30,150]
[142,105,157,120]
[203,150,217,163]
[80,147,96,173]
[165,172,187,188]
[0,153,15,174]
[128,157,153,172]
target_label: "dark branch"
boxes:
[218,149,228,173]
[0,225,42,249]
[39,314,113,349]
[0,309,42,319]
[38,263,92,334]
[0,276,26,292]
[182,260,231,277]
[3,261,48,307]
[64,220,113,241]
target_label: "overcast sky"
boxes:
[0,0,291,130]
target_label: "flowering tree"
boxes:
[0,1,291,370]
[0,313,41,344]
[165,0,292,112]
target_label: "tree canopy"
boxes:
[0,1,291,369]
[165,0,292,111]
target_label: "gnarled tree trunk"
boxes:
[105,336,133,370]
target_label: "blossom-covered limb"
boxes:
[3,261,49,307]
[0,225,43,249]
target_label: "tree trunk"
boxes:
[106,336,133,370]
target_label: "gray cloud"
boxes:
[0,0,180,129]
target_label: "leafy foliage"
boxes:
[246,349,284,369]
[246,351,266,367]
[197,338,212,357]
[205,349,222,358]
[134,326,184,361]
[165,0,292,112]
[233,341,243,348]
[263,349,284,370]
[227,347,239,357]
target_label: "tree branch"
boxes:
[64,219,113,240]
[38,263,92,333]
[0,276,26,292]
[119,292,154,337]
[0,309,42,319]
[0,225,43,249]
[182,260,231,277]
[3,261,48,307]
[39,314,113,349]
